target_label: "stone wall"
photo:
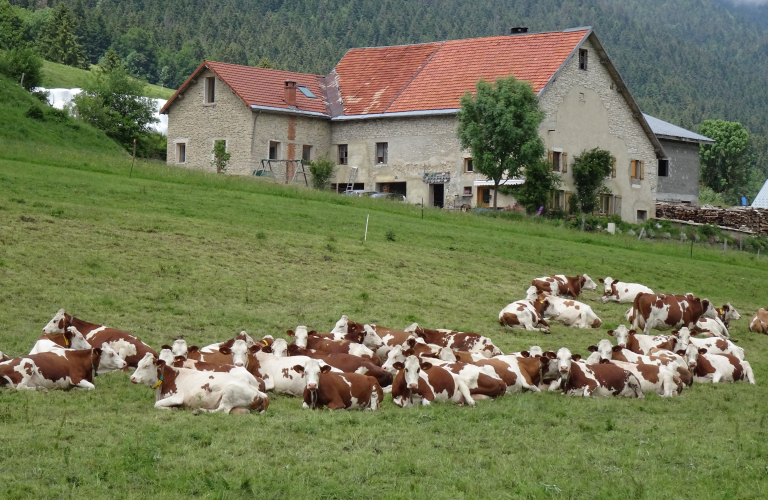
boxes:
[656,139,700,205]
[166,68,331,178]
[538,35,659,222]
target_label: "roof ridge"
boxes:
[207,60,325,78]
[381,41,445,114]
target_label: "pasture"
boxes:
[1,148,767,498]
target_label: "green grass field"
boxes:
[40,60,175,100]
[1,77,768,499]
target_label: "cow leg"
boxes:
[74,380,96,390]
[326,398,347,410]
[744,362,756,385]
[455,379,476,407]
[712,371,723,384]
[155,394,185,410]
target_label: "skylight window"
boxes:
[297,85,316,98]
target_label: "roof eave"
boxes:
[656,134,715,145]
[250,105,330,119]
[331,109,459,121]
[160,60,209,114]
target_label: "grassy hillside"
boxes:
[1,78,768,498]
[40,60,175,100]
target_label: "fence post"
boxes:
[638,227,645,240]
[580,215,585,232]
[724,239,727,254]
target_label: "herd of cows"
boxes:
[1,274,766,413]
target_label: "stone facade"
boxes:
[655,139,700,205]
[166,68,331,178]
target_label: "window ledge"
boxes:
[631,184,642,189]
[203,103,216,107]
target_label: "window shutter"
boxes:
[611,158,616,178]
[640,161,645,180]
[548,150,554,170]
[614,195,622,215]
[562,152,568,173]
[630,160,636,179]
[585,50,588,70]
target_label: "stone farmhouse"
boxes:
[161,26,708,223]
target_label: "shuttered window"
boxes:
[376,142,388,164]
[562,152,568,173]
[631,160,645,180]
[611,158,616,178]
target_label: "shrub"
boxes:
[571,148,615,213]
[0,48,43,90]
[306,154,336,190]
[24,106,44,120]
[46,107,69,123]
[385,229,396,242]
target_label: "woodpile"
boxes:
[655,203,768,235]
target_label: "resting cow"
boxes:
[30,327,91,354]
[0,345,127,390]
[391,355,475,407]
[498,299,550,333]
[750,308,768,334]
[287,327,379,364]
[631,293,716,334]
[554,348,644,398]
[412,326,501,357]
[588,339,693,387]
[674,327,744,361]
[531,274,597,298]
[539,295,602,329]
[294,358,383,410]
[696,303,740,339]
[157,347,267,392]
[598,277,653,304]
[678,345,754,385]
[43,309,156,367]
[608,325,676,355]
[284,344,392,387]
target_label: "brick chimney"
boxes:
[284,80,297,107]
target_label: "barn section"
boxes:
[163,26,666,222]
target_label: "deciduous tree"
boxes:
[699,120,750,199]
[457,76,545,209]
[571,148,615,214]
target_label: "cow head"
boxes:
[437,347,457,362]
[293,358,331,391]
[607,325,634,348]
[532,297,550,317]
[586,339,614,361]
[556,347,581,376]
[599,277,615,296]
[235,331,255,347]
[286,326,310,347]
[158,347,175,365]
[674,327,692,351]
[362,325,385,350]
[43,309,69,334]
[95,343,127,374]
[258,335,275,348]
[538,352,560,381]
[528,346,544,357]
[130,353,159,385]
[382,345,407,375]
[65,327,91,350]
[331,315,349,334]
[171,339,188,358]
[393,355,431,391]
[721,303,741,323]
[581,274,598,291]
[525,286,540,301]
[700,299,717,320]
[680,344,706,370]
[230,339,250,368]
[270,339,289,357]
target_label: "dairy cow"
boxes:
[588,338,693,386]
[284,344,392,387]
[42,309,156,367]
[130,353,269,413]
[30,327,91,354]
[158,347,267,392]
[678,345,755,385]
[598,277,653,304]
[696,303,740,339]
[412,326,502,357]
[293,358,384,410]
[674,327,744,361]
[0,345,126,390]
[631,293,716,334]
[531,274,597,298]
[287,327,379,364]
[498,299,551,333]
[608,325,676,355]
[539,294,602,329]
[750,308,768,334]
[554,348,644,398]
[390,355,475,407]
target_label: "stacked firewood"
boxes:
[655,203,768,235]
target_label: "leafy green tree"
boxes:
[512,159,562,215]
[571,148,615,214]
[0,0,24,50]
[457,76,545,209]
[72,65,158,152]
[256,57,274,69]
[38,3,89,69]
[0,47,43,90]
[212,140,231,173]
[306,154,336,190]
[699,120,750,200]
[82,9,111,64]
[99,49,122,72]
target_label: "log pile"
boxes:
[655,203,768,235]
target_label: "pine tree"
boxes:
[39,4,90,70]
[0,0,24,50]
[83,9,111,64]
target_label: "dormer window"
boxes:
[579,49,588,71]
[297,86,316,98]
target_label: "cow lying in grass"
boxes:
[696,303,740,339]
[157,347,267,392]
[130,353,269,414]
[598,277,653,304]
[674,327,744,360]
[531,274,597,298]
[499,299,550,333]
[677,345,755,385]
[293,358,383,410]
[554,348,644,398]
[390,355,475,407]
[30,327,91,354]
[749,308,768,334]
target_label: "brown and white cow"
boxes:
[0,344,126,390]
[554,348,644,398]
[42,309,156,367]
[287,327,379,364]
[157,347,267,392]
[30,326,91,354]
[674,327,745,361]
[293,358,383,410]
[283,344,392,387]
[588,338,693,387]
[608,325,676,355]
[476,355,547,393]
[696,303,740,339]
[602,360,681,397]
[130,354,269,413]
[538,295,602,329]
[749,308,768,334]
[412,326,502,357]
[677,345,755,385]
[598,277,654,304]
[0,352,9,362]
[531,274,597,298]
[499,299,550,333]
[631,293,716,334]
[391,355,475,407]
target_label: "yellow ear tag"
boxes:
[63,337,69,347]
[151,380,162,389]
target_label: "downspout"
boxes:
[251,110,261,164]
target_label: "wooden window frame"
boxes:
[205,76,216,104]
[464,158,474,173]
[375,142,388,164]
[579,49,588,71]
[630,159,645,180]
[338,144,348,165]
[268,141,280,161]
[302,145,312,162]
[176,143,186,164]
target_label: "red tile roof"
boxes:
[335,29,590,116]
[161,61,327,115]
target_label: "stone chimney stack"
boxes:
[284,81,297,107]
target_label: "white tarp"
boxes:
[473,179,524,186]
[752,179,768,208]
[34,87,168,135]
